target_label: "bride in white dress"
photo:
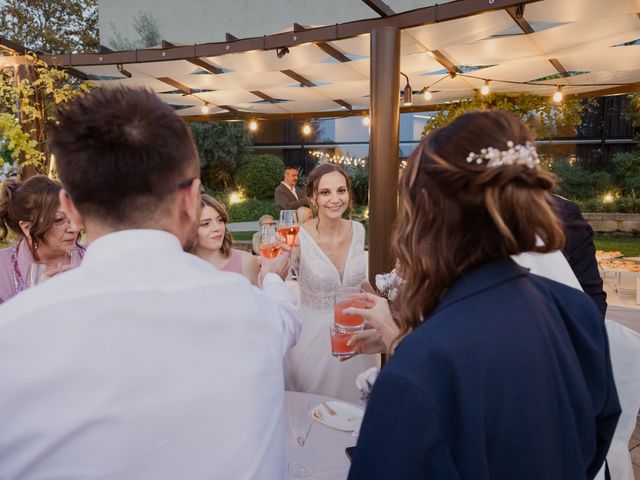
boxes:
[288,164,378,403]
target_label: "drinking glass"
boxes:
[334,287,367,331]
[26,261,61,287]
[288,400,314,477]
[330,324,358,358]
[278,210,299,247]
[259,225,282,259]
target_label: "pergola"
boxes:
[28,0,640,280]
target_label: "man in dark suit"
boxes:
[553,195,607,318]
[275,167,309,210]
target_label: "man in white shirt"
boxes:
[0,87,300,479]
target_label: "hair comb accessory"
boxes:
[465,141,539,169]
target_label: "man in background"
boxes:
[275,166,309,210]
[0,87,300,479]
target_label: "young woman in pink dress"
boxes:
[191,195,259,285]
[0,175,83,303]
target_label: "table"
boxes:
[285,391,359,480]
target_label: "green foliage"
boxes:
[0,53,93,173]
[549,159,612,200]
[226,198,279,223]
[235,154,284,199]
[625,93,640,127]
[610,151,640,196]
[189,122,253,192]
[423,93,590,139]
[108,13,161,50]
[0,0,98,54]
[576,197,640,214]
[347,165,369,205]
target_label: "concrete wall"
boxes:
[584,213,640,235]
[98,0,435,47]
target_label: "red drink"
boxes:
[260,243,282,259]
[330,327,357,358]
[278,225,300,247]
[334,297,366,330]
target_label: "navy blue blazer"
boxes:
[348,260,620,480]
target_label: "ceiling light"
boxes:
[362,116,370,126]
[201,103,210,114]
[553,86,563,103]
[302,123,311,135]
[276,47,290,59]
[423,89,433,101]
[249,120,258,131]
[401,73,412,106]
[116,63,132,78]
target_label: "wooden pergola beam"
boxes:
[293,23,351,63]
[361,0,395,17]
[566,83,640,99]
[162,40,225,74]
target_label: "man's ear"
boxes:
[182,177,201,225]
[59,190,84,229]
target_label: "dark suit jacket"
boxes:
[553,195,607,317]
[349,260,620,480]
[274,183,309,210]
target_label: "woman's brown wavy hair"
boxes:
[393,110,564,346]
[199,194,233,258]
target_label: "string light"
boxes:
[401,72,413,106]
[201,102,210,114]
[302,123,312,135]
[249,120,258,131]
[553,86,563,103]
[362,116,370,126]
[423,89,433,101]
[480,80,490,96]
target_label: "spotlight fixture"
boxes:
[116,63,132,78]
[276,47,290,59]
[201,102,210,114]
[480,80,490,96]
[302,123,312,136]
[553,86,563,103]
[401,72,413,106]
[362,116,370,126]
[423,89,433,101]
[515,3,525,19]
[249,120,258,131]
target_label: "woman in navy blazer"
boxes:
[347,111,620,480]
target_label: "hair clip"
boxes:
[465,141,540,169]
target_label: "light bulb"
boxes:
[302,124,311,135]
[423,89,433,101]
[553,87,563,103]
[249,120,258,131]
[362,116,370,126]
[201,104,210,114]
[480,81,490,96]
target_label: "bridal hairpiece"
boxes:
[465,141,539,169]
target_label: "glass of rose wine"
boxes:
[334,287,367,331]
[278,210,299,247]
[259,225,282,259]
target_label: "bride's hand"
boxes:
[343,293,399,349]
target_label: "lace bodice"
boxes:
[296,221,367,311]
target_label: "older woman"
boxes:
[192,195,259,285]
[0,175,83,303]
[347,111,619,480]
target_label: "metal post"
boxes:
[368,26,400,285]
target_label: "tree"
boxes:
[423,93,591,139]
[108,13,162,50]
[189,122,254,192]
[0,53,93,175]
[0,0,98,54]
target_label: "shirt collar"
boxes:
[81,229,183,266]
[434,259,530,314]
[281,181,295,191]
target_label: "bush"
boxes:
[235,154,284,199]
[227,198,279,223]
[610,151,640,196]
[550,160,612,200]
[349,166,369,205]
[575,196,640,213]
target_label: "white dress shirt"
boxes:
[0,229,300,479]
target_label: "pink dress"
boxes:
[0,239,85,304]
[221,249,244,275]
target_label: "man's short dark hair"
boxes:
[49,87,199,225]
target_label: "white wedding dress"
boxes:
[286,221,378,403]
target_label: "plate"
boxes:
[311,401,364,432]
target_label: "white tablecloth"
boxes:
[285,391,358,480]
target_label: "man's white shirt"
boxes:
[0,229,300,479]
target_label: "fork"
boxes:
[322,401,337,416]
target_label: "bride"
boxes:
[287,163,377,402]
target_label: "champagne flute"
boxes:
[259,225,282,259]
[288,400,314,478]
[26,261,61,287]
[278,210,299,247]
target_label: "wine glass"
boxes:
[259,225,282,259]
[278,210,299,247]
[288,400,314,478]
[25,261,61,287]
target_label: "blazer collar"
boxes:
[433,259,530,314]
